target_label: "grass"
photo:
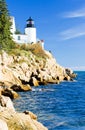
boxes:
[20,43,48,58]
[0,42,48,65]
[8,43,47,59]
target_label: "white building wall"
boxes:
[10,16,16,34]
[25,28,36,43]
[12,34,28,44]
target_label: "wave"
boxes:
[32,88,55,92]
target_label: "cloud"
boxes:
[71,66,85,71]
[64,7,85,18]
[59,24,85,40]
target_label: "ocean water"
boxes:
[13,71,85,130]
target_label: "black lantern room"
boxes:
[26,17,35,28]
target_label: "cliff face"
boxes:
[0,45,76,130]
[0,95,48,130]
[0,48,76,95]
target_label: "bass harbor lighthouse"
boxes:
[25,17,36,43]
[11,16,37,44]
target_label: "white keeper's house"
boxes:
[10,16,44,46]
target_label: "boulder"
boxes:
[23,110,37,120]
[0,119,8,130]
[29,77,39,86]
[33,120,48,130]
[0,95,15,111]
[63,76,70,81]
[65,68,77,78]
[11,84,32,92]
[2,88,19,99]
[0,50,13,65]
[0,109,48,130]
[0,95,48,130]
[0,66,22,88]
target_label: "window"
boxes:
[18,36,20,40]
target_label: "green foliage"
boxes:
[0,0,16,50]
[8,48,32,57]
[7,43,47,63]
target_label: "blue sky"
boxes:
[6,0,85,70]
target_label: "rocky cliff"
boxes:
[0,44,76,130]
[0,45,76,98]
[0,95,48,130]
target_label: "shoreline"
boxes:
[0,47,76,129]
[0,95,48,130]
[0,49,76,99]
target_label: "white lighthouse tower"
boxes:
[25,17,36,43]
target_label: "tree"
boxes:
[0,0,15,49]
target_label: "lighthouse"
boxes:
[11,16,44,47]
[25,17,36,43]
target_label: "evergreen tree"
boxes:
[0,0,15,49]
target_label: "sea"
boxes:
[13,71,85,130]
